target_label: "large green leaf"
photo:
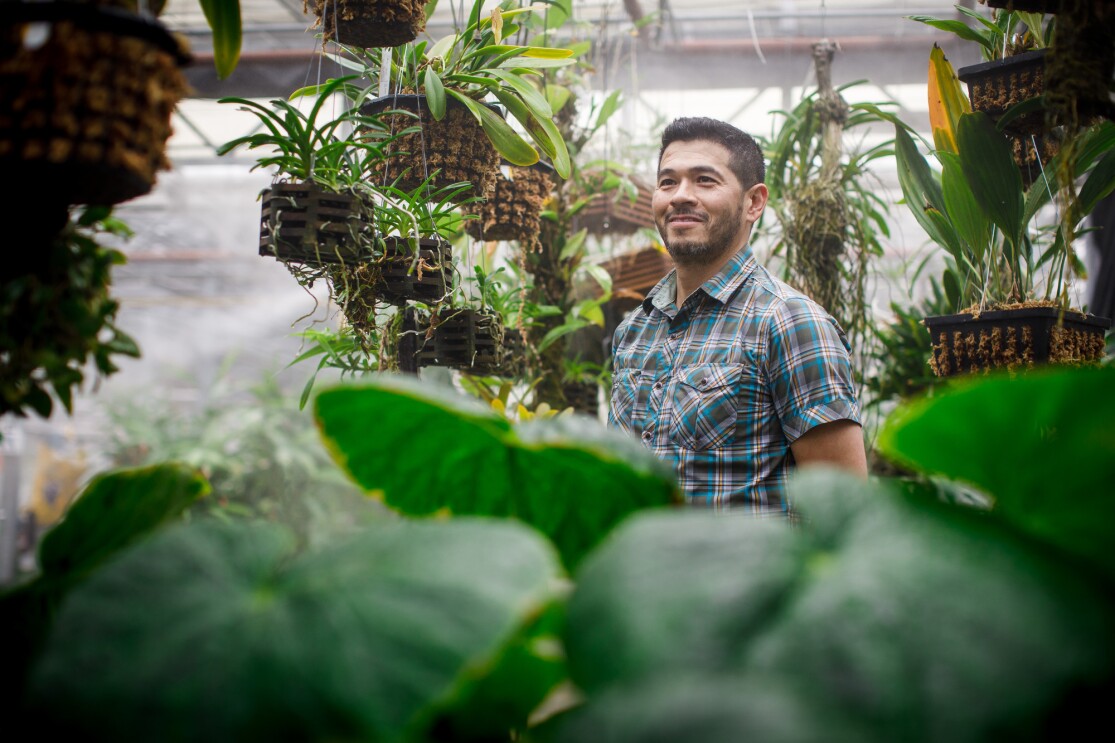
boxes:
[198,0,242,80]
[878,365,1115,581]
[894,125,960,258]
[939,151,990,263]
[957,111,1025,249]
[28,518,564,741]
[315,379,679,569]
[562,470,1115,741]
[37,463,210,580]
[0,464,208,715]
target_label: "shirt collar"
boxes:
[643,245,758,315]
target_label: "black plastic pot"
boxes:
[1,2,191,206]
[416,309,504,374]
[924,306,1111,377]
[259,183,374,266]
[378,236,452,305]
[957,50,1047,135]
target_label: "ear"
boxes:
[745,183,768,223]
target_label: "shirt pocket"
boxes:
[668,363,742,451]
[609,368,643,435]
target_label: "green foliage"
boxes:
[0,464,208,711]
[105,372,375,546]
[0,206,139,423]
[908,5,1049,61]
[894,108,1115,309]
[864,273,952,408]
[559,468,1115,742]
[878,365,1115,582]
[197,0,242,79]
[761,81,895,362]
[314,377,680,570]
[218,76,410,192]
[334,0,575,174]
[26,517,565,742]
[8,368,1115,740]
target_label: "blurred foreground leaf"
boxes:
[878,366,1115,580]
[29,518,564,742]
[561,471,1115,742]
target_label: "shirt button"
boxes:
[653,381,663,391]
[641,430,652,441]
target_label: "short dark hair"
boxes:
[658,117,765,189]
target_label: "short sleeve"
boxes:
[764,297,861,443]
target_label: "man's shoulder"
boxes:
[741,265,830,320]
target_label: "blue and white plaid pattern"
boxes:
[608,246,860,513]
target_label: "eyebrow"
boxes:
[657,165,724,179]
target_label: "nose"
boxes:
[669,179,697,206]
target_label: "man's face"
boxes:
[653,139,750,267]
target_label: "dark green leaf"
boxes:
[878,365,1115,581]
[564,470,1115,741]
[957,111,1024,248]
[198,0,242,79]
[315,379,678,569]
[37,463,210,581]
[29,518,563,741]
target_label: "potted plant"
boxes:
[909,5,1054,179]
[464,161,556,246]
[893,48,1114,376]
[415,265,510,375]
[303,0,427,49]
[218,76,408,269]
[327,176,474,340]
[332,0,573,201]
[0,2,194,207]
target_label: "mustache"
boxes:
[665,208,707,220]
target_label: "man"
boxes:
[608,117,866,513]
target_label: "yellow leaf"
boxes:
[492,8,504,45]
[516,403,533,421]
[492,398,507,415]
[928,44,970,156]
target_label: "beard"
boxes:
[656,200,746,267]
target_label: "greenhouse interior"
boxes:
[2,0,1114,739]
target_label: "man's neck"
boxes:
[674,243,746,306]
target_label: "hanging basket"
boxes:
[465,162,555,244]
[362,93,500,203]
[304,0,426,49]
[0,3,191,206]
[378,236,453,305]
[416,308,504,374]
[574,178,656,237]
[957,50,1048,136]
[259,183,375,266]
[924,306,1110,377]
[983,1,1062,11]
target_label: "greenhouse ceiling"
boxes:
[162,0,966,98]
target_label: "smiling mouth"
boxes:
[667,213,705,225]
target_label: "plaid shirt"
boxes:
[608,246,860,513]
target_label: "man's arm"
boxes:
[790,419,868,477]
